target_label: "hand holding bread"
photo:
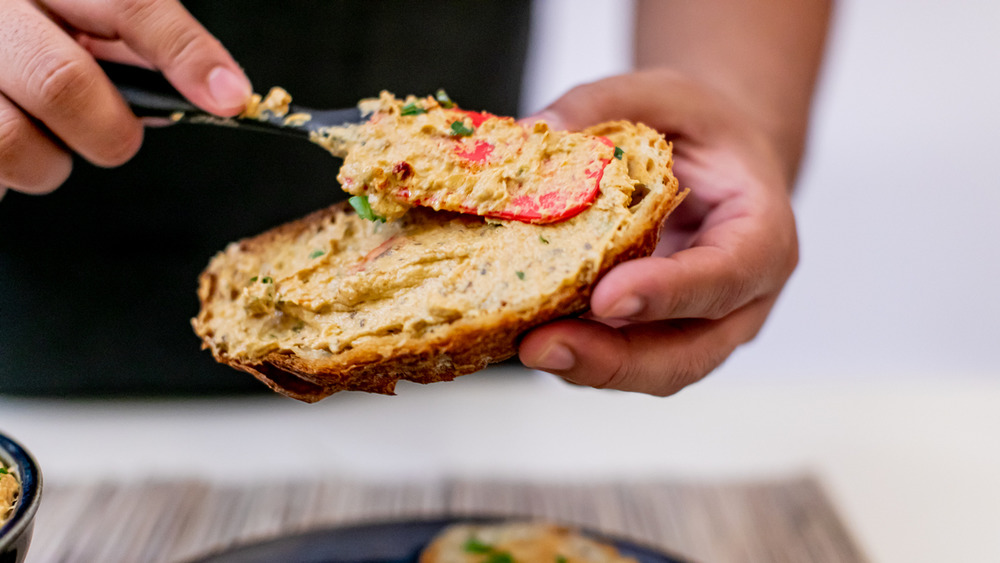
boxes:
[193,116,685,401]
[518,70,799,396]
[194,68,802,402]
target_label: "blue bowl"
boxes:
[0,432,42,563]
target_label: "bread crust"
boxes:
[193,121,685,402]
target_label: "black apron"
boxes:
[0,0,531,396]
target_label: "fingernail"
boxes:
[603,295,644,319]
[525,342,576,372]
[208,66,251,110]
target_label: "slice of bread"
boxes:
[419,521,639,563]
[192,121,685,402]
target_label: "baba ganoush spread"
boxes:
[311,92,615,224]
[199,122,657,362]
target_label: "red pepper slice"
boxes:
[428,108,610,224]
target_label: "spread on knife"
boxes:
[306,91,616,224]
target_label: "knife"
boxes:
[100,60,363,149]
[100,61,609,224]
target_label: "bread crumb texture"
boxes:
[193,121,684,401]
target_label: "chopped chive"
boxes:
[308,249,325,259]
[539,235,549,244]
[614,145,624,160]
[435,89,455,108]
[0,467,8,475]
[463,536,493,554]
[485,553,514,563]
[400,102,426,116]
[348,195,386,222]
[261,276,273,284]
[249,276,258,283]
[450,120,475,137]
[516,270,525,280]
[556,557,568,563]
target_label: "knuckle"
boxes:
[30,54,96,115]
[0,108,28,163]
[116,0,216,68]
[595,361,630,391]
[116,0,157,27]
[594,345,636,392]
[163,29,220,70]
[575,80,619,112]
[148,18,206,67]
[671,353,717,394]
[669,333,729,394]
[24,53,141,168]
[92,125,143,167]
[0,107,70,192]
[709,276,753,320]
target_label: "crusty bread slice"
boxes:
[192,121,685,402]
[419,521,639,563]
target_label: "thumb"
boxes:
[531,69,725,137]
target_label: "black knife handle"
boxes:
[99,60,363,140]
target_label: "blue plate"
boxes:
[0,432,42,563]
[189,517,689,563]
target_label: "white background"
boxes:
[523,0,1000,380]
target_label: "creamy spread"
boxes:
[241,87,293,120]
[201,130,650,361]
[313,92,614,223]
[0,466,17,524]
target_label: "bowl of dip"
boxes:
[0,432,41,563]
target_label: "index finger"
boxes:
[0,3,143,167]
[40,0,251,116]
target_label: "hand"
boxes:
[519,70,799,396]
[0,0,251,201]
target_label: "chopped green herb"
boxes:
[463,536,494,554]
[435,88,455,108]
[0,467,8,475]
[516,271,525,280]
[555,557,568,563]
[261,276,273,284]
[348,195,386,222]
[450,120,475,137]
[308,249,325,259]
[400,102,426,116]
[539,235,549,244]
[249,276,258,283]
[485,553,515,563]
[614,145,624,160]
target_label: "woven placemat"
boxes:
[24,475,867,563]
